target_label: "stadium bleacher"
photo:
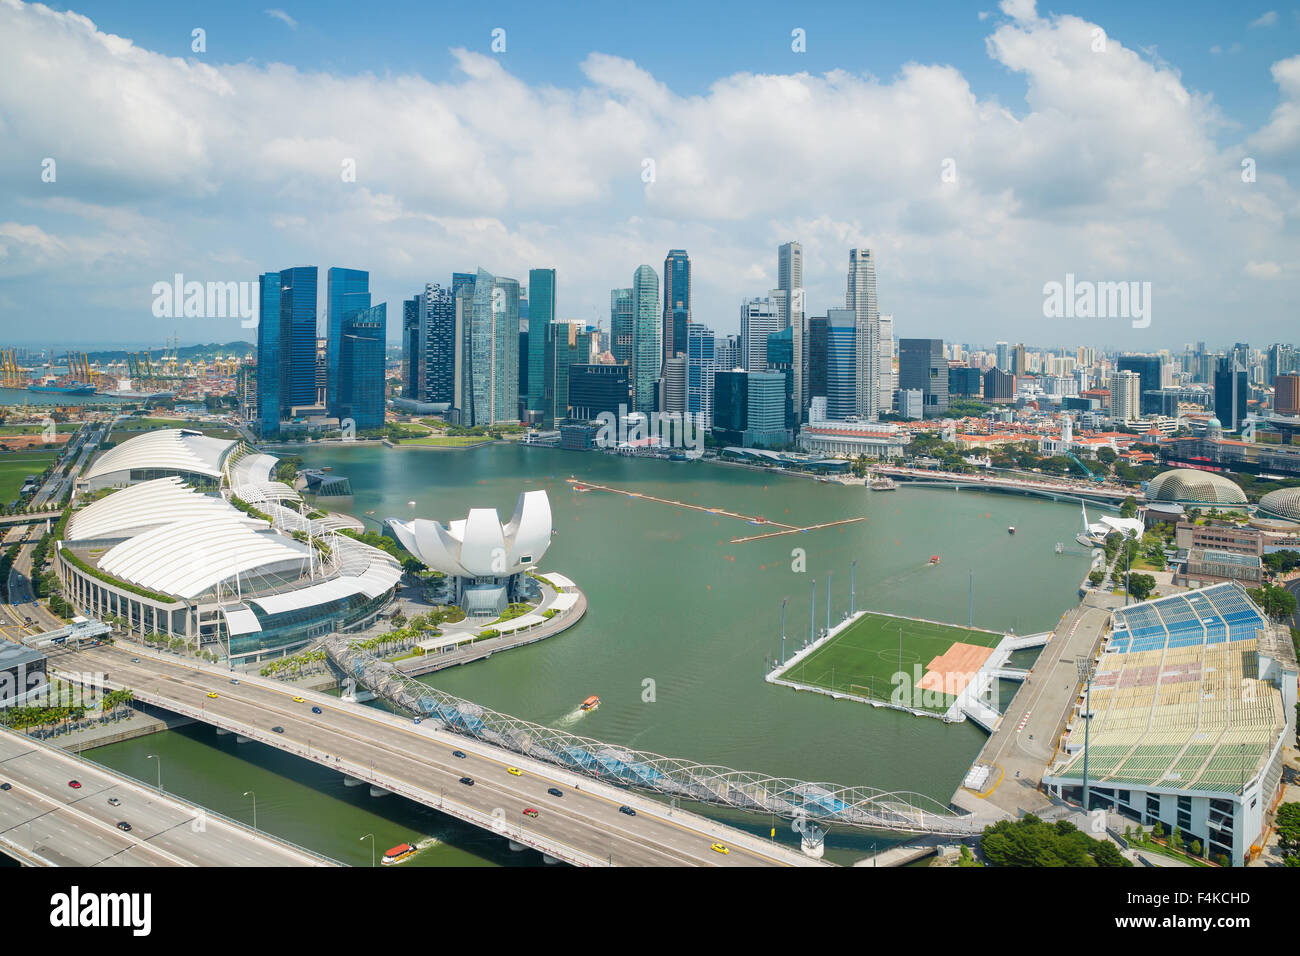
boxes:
[1108,583,1267,655]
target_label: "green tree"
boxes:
[1119,496,1138,519]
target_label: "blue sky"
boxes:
[3,0,1299,350]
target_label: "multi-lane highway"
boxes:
[57,645,824,867]
[0,726,337,867]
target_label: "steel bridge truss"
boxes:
[327,640,981,836]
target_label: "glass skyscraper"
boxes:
[257,272,283,438]
[527,269,555,414]
[687,322,715,427]
[663,249,690,367]
[280,266,319,410]
[632,265,660,415]
[336,303,386,430]
[825,308,858,420]
[610,288,634,367]
[469,268,520,425]
[326,267,370,416]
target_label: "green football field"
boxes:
[0,450,58,504]
[778,611,1002,711]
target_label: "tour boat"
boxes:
[928,555,941,566]
[381,842,418,865]
[1008,525,1016,535]
[580,695,600,712]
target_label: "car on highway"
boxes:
[130,657,140,663]
[230,678,240,684]
[107,797,121,807]
[618,805,636,816]
[311,705,322,714]
[207,692,218,699]
[68,780,82,789]
[452,750,467,759]
[547,787,563,798]
[710,843,730,855]
[116,822,131,832]
[0,783,10,791]
[271,726,284,734]
[458,777,474,786]
[292,696,305,703]
[523,808,539,818]
[412,716,421,725]
[507,767,522,776]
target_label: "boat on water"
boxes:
[28,378,96,395]
[1008,525,1016,535]
[869,477,897,491]
[381,842,418,865]
[928,555,941,566]
[580,695,600,712]
[668,452,689,462]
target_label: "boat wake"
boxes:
[553,708,587,728]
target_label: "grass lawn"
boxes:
[0,450,59,502]
[400,434,493,447]
[778,611,1001,711]
[0,423,80,435]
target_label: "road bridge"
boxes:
[0,726,337,867]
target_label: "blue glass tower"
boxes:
[337,303,386,431]
[257,272,283,438]
[528,269,555,414]
[280,266,319,410]
[327,268,370,415]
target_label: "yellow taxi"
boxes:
[292,696,306,703]
[710,843,730,855]
[206,692,218,699]
[507,767,523,777]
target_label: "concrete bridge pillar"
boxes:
[800,825,826,860]
[368,786,391,797]
[343,775,364,787]
[215,728,230,736]
[507,840,526,852]
[235,735,251,744]
[541,854,560,864]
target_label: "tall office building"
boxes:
[777,240,806,419]
[662,249,690,367]
[610,288,634,367]
[983,367,1015,402]
[257,272,284,437]
[808,316,828,400]
[1118,354,1163,416]
[877,313,895,412]
[526,269,556,413]
[995,341,1010,371]
[767,326,797,428]
[686,323,716,428]
[569,364,629,420]
[280,266,318,410]
[662,356,687,417]
[715,334,740,372]
[825,308,858,420]
[846,249,879,418]
[1215,358,1248,432]
[631,265,661,414]
[422,283,456,407]
[545,319,591,424]
[467,268,520,425]
[1109,370,1142,423]
[336,303,386,430]
[899,338,949,414]
[401,296,421,400]
[1011,344,1028,377]
[1274,373,1300,417]
[325,267,370,416]
[712,370,748,445]
[740,296,781,372]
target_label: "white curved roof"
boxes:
[387,490,551,577]
[230,452,279,486]
[234,481,302,506]
[86,428,237,482]
[66,477,261,542]
[98,515,310,599]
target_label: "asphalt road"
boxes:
[0,727,334,867]
[60,646,820,867]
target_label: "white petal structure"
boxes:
[387,490,551,577]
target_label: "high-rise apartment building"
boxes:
[1109,369,1142,423]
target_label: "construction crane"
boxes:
[1067,451,1106,484]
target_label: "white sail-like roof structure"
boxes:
[387,490,551,577]
[66,477,262,542]
[85,428,237,485]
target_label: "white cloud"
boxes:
[1248,11,1279,28]
[0,0,1295,346]
[1245,260,1282,278]
[264,8,297,29]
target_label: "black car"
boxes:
[458,776,474,786]
[452,750,467,759]
[547,787,563,798]
[116,822,131,832]
[619,805,636,816]
[271,726,284,734]
[0,782,11,791]
[311,706,322,715]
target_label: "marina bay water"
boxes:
[92,444,1092,864]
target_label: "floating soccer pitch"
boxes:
[775,611,1004,713]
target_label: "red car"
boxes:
[68,780,82,789]
[523,808,539,818]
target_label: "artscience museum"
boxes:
[385,490,553,617]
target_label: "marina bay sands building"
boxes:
[385,490,553,617]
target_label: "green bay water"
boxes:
[91,444,1091,864]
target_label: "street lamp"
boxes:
[779,597,788,667]
[243,790,256,831]
[360,832,375,867]
[1076,657,1095,813]
[146,753,161,793]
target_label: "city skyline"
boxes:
[3,0,1300,347]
